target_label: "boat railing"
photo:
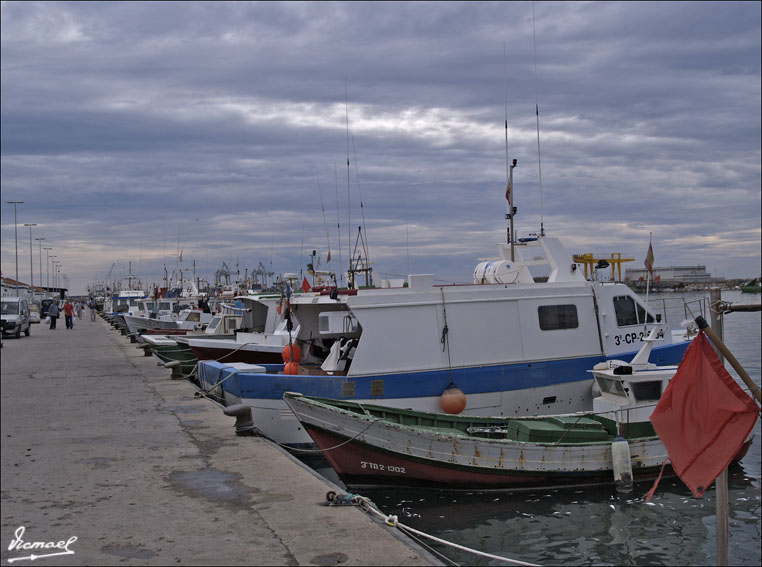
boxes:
[642,294,708,329]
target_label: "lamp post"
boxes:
[47,254,56,288]
[24,223,38,294]
[40,246,53,287]
[52,260,61,290]
[35,238,45,294]
[6,200,23,296]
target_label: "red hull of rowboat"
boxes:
[304,426,674,490]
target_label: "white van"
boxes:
[1,297,31,338]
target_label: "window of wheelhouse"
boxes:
[538,304,579,330]
[613,295,654,326]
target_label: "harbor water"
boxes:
[298,290,762,566]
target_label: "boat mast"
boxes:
[351,134,372,287]
[504,42,517,261]
[345,78,353,288]
[315,174,334,284]
[334,164,344,287]
[532,1,546,237]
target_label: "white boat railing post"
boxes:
[709,287,729,567]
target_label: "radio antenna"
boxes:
[532,1,545,237]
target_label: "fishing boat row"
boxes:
[189,235,692,448]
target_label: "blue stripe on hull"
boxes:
[202,340,689,402]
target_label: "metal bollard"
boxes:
[164,360,185,380]
[222,404,255,436]
[138,343,153,357]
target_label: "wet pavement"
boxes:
[1,315,435,565]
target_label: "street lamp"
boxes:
[52,260,61,290]
[48,255,58,287]
[6,200,23,296]
[35,238,45,294]
[40,250,53,287]
[24,223,37,292]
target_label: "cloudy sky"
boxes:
[2,1,760,295]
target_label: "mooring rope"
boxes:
[275,415,377,454]
[352,495,539,566]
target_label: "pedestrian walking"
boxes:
[77,301,84,320]
[63,299,75,330]
[89,299,97,322]
[48,300,60,330]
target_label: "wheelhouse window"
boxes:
[631,381,662,402]
[613,296,654,326]
[538,304,579,330]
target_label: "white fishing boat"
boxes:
[589,329,678,428]
[122,309,214,336]
[141,311,245,374]
[185,292,334,364]
[199,234,692,447]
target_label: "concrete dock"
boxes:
[1,315,436,565]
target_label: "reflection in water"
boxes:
[357,466,759,566]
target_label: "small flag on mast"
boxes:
[644,242,654,275]
[505,180,512,204]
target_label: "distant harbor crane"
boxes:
[573,252,634,282]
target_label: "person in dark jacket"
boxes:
[48,300,60,330]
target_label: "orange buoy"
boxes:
[282,343,302,363]
[440,383,467,414]
[284,361,300,375]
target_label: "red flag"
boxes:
[505,180,512,204]
[644,242,654,275]
[301,277,311,293]
[327,251,331,263]
[650,331,759,497]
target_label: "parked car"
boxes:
[1,297,31,338]
[29,304,41,324]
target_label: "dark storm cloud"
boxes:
[1,1,759,294]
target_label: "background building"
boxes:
[625,265,725,287]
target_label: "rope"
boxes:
[195,368,248,397]
[276,414,376,454]
[352,495,539,566]
[440,288,453,382]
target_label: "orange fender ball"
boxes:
[440,384,467,414]
[282,344,302,363]
[284,361,300,375]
